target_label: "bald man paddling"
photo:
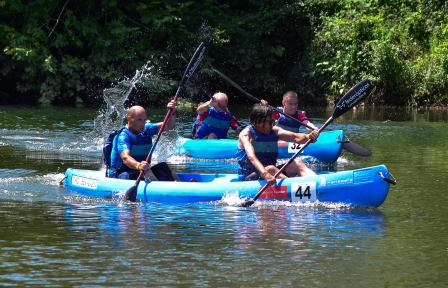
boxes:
[108,100,176,179]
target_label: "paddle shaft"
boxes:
[125,43,205,201]
[241,79,374,207]
[211,67,315,130]
[130,88,181,191]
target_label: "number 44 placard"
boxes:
[291,181,317,202]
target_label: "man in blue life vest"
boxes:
[237,104,319,184]
[192,92,239,139]
[108,100,176,179]
[275,91,318,132]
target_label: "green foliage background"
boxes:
[1,0,447,107]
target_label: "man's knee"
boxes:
[118,172,131,179]
[265,165,278,173]
[207,133,217,139]
[118,171,139,180]
[293,159,307,168]
[293,159,315,177]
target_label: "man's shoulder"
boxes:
[297,110,309,121]
[145,121,159,130]
[144,121,158,127]
[272,126,282,134]
[117,129,131,142]
[238,126,250,137]
[144,121,159,133]
[198,110,209,120]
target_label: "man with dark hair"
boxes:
[237,104,319,184]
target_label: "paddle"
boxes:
[212,67,371,156]
[342,138,372,156]
[240,79,374,207]
[125,42,206,202]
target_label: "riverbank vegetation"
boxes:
[1,0,446,107]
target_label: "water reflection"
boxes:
[0,105,447,286]
[0,198,387,286]
[62,202,385,255]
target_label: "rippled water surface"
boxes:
[0,105,447,287]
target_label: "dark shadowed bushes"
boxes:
[0,0,446,107]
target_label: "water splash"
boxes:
[217,192,353,209]
[91,62,163,139]
[95,62,174,135]
[219,191,246,206]
[198,22,213,44]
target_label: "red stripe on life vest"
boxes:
[258,186,288,199]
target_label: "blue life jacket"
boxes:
[236,125,279,177]
[108,125,156,178]
[275,107,304,133]
[103,127,125,169]
[121,129,153,162]
[195,107,233,139]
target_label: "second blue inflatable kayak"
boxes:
[176,130,345,163]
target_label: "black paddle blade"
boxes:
[240,200,255,207]
[333,80,373,119]
[125,183,138,202]
[180,42,206,85]
[343,141,372,156]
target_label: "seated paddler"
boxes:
[275,91,318,132]
[192,92,239,139]
[237,104,319,184]
[108,101,177,180]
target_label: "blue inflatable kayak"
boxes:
[63,164,394,207]
[176,130,345,163]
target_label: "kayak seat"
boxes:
[150,162,180,181]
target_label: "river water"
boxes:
[0,105,447,287]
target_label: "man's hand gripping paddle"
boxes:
[240,79,374,207]
[125,43,206,202]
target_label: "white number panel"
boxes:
[287,142,304,153]
[291,181,316,202]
